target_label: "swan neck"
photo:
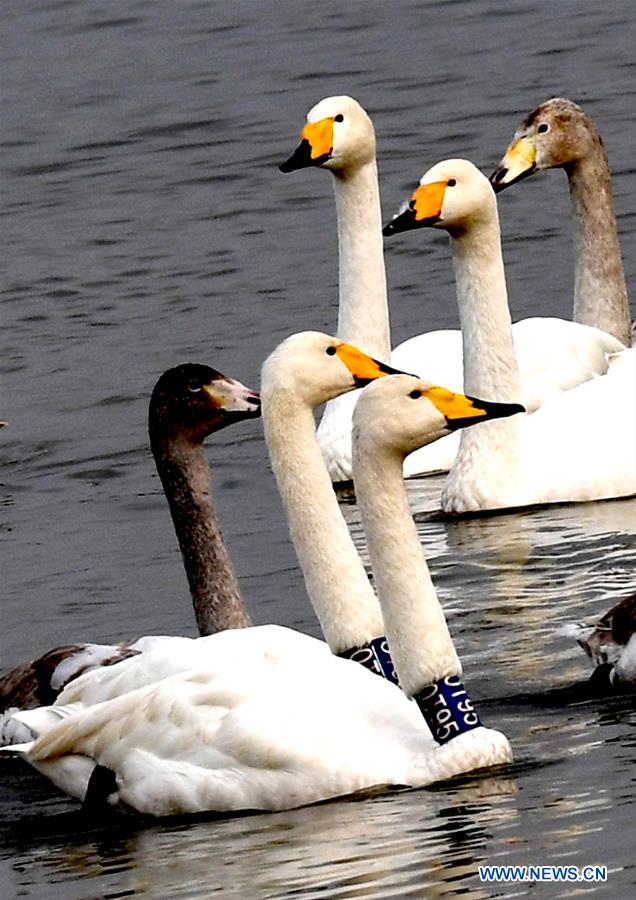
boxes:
[451,218,522,400]
[333,160,391,361]
[353,441,461,696]
[151,436,251,635]
[263,388,384,653]
[446,217,523,489]
[566,150,630,345]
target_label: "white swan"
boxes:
[3,335,514,816]
[0,364,259,742]
[1,346,406,746]
[384,159,636,513]
[490,97,632,347]
[281,95,624,481]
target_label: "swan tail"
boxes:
[1,702,83,746]
[0,740,35,756]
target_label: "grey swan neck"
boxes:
[263,389,385,653]
[333,160,391,361]
[151,434,251,635]
[567,148,630,346]
[353,441,461,697]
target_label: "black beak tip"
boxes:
[379,361,417,378]
[485,400,526,420]
[489,168,508,193]
[279,158,295,173]
[490,163,536,193]
[383,208,432,237]
[278,139,320,174]
[382,214,411,237]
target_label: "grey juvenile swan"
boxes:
[491,97,632,347]
[0,364,260,740]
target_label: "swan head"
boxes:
[280,96,376,174]
[490,98,602,192]
[149,363,261,445]
[353,375,525,459]
[261,331,407,409]
[383,159,496,238]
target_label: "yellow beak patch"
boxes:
[301,117,334,161]
[411,181,447,222]
[502,135,536,177]
[334,342,399,383]
[424,387,487,421]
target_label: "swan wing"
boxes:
[9,646,513,815]
[55,626,324,706]
[13,638,435,815]
[520,348,636,503]
[513,318,623,411]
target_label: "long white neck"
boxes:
[263,388,385,653]
[567,150,631,346]
[448,216,524,476]
[332,161,391,361]
[451,216,521,400]
[353,440,461,697]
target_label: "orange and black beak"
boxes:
[280,117,335,173]
[425,385,525,430]
[335,343,414,386]
[383,181,447,236]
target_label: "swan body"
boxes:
[0,366,260,744]
[7,627,506,816]
[384,159,636,513]
[281,96,624,481]
[4,336,514,816]
[491,97,632,347]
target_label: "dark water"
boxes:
[2,0,635,896]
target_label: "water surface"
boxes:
[1,1,635,896]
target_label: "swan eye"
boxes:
[326,346,337,356]
[187,380,202,393]
[409,390,421,399]
[537,123,549,134]
[334,114,344,123]
[447,179,456,187]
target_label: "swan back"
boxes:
[5,625,511,815]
